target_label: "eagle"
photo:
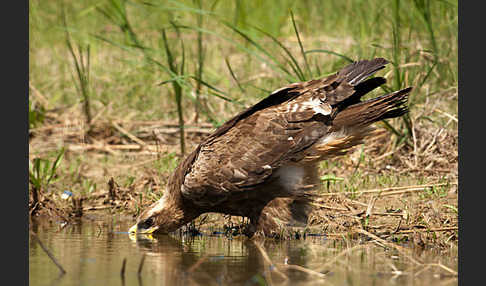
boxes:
[129,58,411,238]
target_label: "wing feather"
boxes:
[182,96,330,207]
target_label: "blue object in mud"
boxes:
[61,190,73,200]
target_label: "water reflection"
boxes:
[130,232,297,285]
[29,216,457,286]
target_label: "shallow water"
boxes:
[29,215,457,286]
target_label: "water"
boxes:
[29,216,457,286]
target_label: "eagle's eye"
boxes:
[139,217,154,229]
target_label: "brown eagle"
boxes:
[129,58,411,238]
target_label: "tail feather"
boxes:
[302,87,410,162]
[331,87,411,131]
[353,77,387,98]
[326,58,389,107]
[336,77,387,108]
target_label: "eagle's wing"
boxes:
[180,58,403,207]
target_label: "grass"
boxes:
[29,0,457,247]
[64,17,93,130]
[28,148,65,215]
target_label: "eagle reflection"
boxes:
[130,234,312,285]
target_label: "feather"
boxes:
[338,57,389,85]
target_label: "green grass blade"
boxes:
[417,61,437,90]
[161,29,176,73]
[289,10,311,79]
[47,148,65,184]
[172,24,297,82]
[220,21,295,80]
[251,25,306,81]
[34,158,41,182]
[304,49,354,63]
[225,57,245,93]
[188,76,234,102]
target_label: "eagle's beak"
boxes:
[129,223,158,235]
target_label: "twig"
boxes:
[83,206,113,211]
[399,168,455,174]
[43,200,71,223]
[67,144,161,153]
[414,264,432,277]
[365,196,378,218]
[187,254,209,273]
[433,108,458,123]
[29,82,49,108]
[121,258,127,278]
[356,229,423,265]
[29,123,66,133]
[83,138,120,155]
[112,122,147,146]
[30,231,66,274]
[370,212,405,217]
[373,143,405,162]
[315,244,368,272]
[116,120,214,128]
[90,102,112,126]
[318,182,456,197]
[411,119,418,168]
[323,226,458,239]
[428,261,458,276]
[393,226,457,234]
[422,127,442,155]
[311,203,348,211]
[153,127,213,135]
[279,263,327,279]
[252,241,288,281]
[29,121,213,134]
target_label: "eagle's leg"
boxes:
[239,197,314,238]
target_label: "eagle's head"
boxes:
[129,194,187,235]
